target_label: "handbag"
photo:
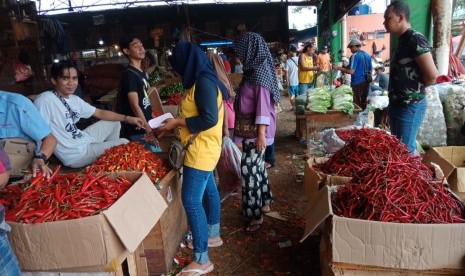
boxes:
[168,99,223,170]
[364,54,373,82]
[168,133,199,171]
[233,97,257,139]
[234,113,258,138]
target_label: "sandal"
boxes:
[176,262,214,276]
[246,218,263,233]
[261,205,271,213]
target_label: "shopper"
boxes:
[332,39,372,109]
[0,145,22,276]
[370,66,389,93]
[0,91,56,178]
[298,43,319,95]
[118,36,154,139]
[284,45,299,110]
[317,45,331,72]
[384,2,437,155]
[34,60,144,168]
[158,42,223,276]
[233,32,278,232]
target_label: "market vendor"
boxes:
[118,36,154,138]
[34,60,144,168]
[0,145,22,275]
[0,91,57,178]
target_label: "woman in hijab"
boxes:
[233,32,279,232]
[207,51,235,136]
[158,42,223,275]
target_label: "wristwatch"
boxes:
[34,152,48,161]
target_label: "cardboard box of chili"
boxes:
[304,157,351,200]
[301,186,465,275]
[8,172,168,272]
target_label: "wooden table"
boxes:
[302,106,362,140]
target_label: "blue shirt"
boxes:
[349,50,372,86]
[0,91,51,143]
[0,146,11,232]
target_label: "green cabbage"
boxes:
[331,85,354,114]
[306,87,332,113]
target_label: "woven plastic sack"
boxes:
[217,137,242,200]
[443,85,465,145]
[417,85,447,147]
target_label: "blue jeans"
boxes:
[0,231,21,276]
[182,166,221,264]
[388,98,427,153]
[298,83,313,96]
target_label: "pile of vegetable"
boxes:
[164,93,182,105]
[334,128,360,142]
[314,128,432,179]
[160,82,185,97]
[332,160,465,224]
[148,71,162,85]
[315,127,465,224]
[331,85,354,114]
[86,142,170,183]
[1,167,134,223]
[306,86,332,113]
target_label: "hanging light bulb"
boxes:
[98,38,104,45]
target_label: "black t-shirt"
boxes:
[119,65,151,137]
[389,29,431,105]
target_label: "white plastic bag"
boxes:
[418,85,447,147]
[368,95,389,110]
[217,137,242,200]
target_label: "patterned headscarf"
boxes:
[169,42,228,100]
[233,32,280,102]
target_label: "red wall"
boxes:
[346,14,390,61]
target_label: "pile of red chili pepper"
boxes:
[1,166,134,224]
[335,128,361,142]
[331,160,465,223]
[164,93,182,105]
[314,128,433,179]
[86,142,170,183]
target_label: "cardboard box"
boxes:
[423,147,465,193]
[9,172,168,272]
[142,169,188,274]
[302,186,465,274]
[1,138,35,176]
[304,158,351,200]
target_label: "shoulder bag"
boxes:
[168,133,199,171]
[169,101,223,170]
[364,53,373,83]
[233,96,257,139]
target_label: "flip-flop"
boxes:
[261,205,271,213]
[246,221,263,233]
[176,263,214,276]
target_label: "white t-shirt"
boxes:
[285,57,299,86]
[34,91,96,166]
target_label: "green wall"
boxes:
[390,0,432,49]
